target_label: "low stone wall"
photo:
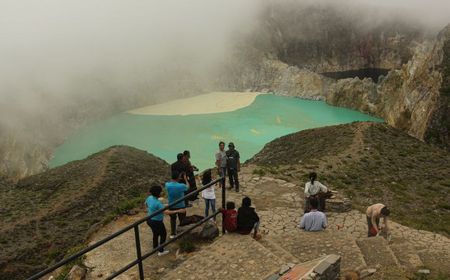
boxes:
[327,198,352,213]
[308,254,341,280]
[266,254,341,280]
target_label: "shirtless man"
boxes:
[366,203,390,237]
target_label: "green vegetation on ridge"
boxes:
[250,122,450,236]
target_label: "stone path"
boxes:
[82,166,450,279]
[164,234,285,280]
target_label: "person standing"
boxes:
[226,142,241,192]
[165,171,188,238]
[366,203,390,237]
[201,169,216,219]
[183,150,199,202]
[215,141,227,188]
[145,185,186,256]
[171,153,187,180]
[298,198,327,231]
[304,172,328,212]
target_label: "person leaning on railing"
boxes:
[145,185,186,256]
[165,171,189,238]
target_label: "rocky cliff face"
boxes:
[217,2,449,148]
[327,25,450,147]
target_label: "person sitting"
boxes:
[220,201,237,232]
[304,172,328,212]
[366,203,390,237]
[145,185,186,256]
[298,198,327,231]
[237,197,261,240]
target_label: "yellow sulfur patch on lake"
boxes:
[128,92,262,116]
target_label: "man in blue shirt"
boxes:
[299,198,327,231]
[165,171,188,237]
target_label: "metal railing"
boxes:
[28,176,225,280]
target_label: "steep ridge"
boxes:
[0,146,169,280]
[327,24,450,147]
[217,3,450,148]
[249,122,450,236]
[73,143,449,279]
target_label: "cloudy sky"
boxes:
[0,0,448,126]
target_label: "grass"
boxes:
[251,122,450,236]
[54,245,86,280]
[252,168,266,176]
[178,236,196,253]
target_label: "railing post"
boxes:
[133,225,145,280]
[221,176,226,234]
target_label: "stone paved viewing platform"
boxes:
[81,166,450,280]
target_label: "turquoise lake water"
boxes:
[50,94,383,170]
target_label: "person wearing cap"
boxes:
[226,142,240,192]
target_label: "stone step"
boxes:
[356,237,407,279]
[356,237,401,268]
[257,237,299,264]
[270,230,367,271]
[163,234,287,280]
[388,237,424,273]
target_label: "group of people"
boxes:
[215,141,241,192]
[299,172,390,237]
[170,150,199,207]
[144,141,253,256]
[145,144,390,256]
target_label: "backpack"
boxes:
[179,214,204,226]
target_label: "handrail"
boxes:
[106,210,221,280]
[27,177,224,280]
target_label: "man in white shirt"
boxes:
[299,198,327,231]
[215,141,227,188]
[304,172,328,212]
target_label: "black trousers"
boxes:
[147,220,167,252]
[169,210,186,236]
[227,168,239,191]
[185,177,198,204]
[304,195,326,213]
[219,167,227,188]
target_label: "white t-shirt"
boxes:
[215,150,227,168]
[304,181,327,197]
[201,185,216,199]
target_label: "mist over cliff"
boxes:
[1,0,449,179]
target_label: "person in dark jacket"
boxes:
[237,197,261,240]
[183,150,199,201]
[226,142,240,192]
[171,153,187,180]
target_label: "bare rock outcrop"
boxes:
[327,24,450,147]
